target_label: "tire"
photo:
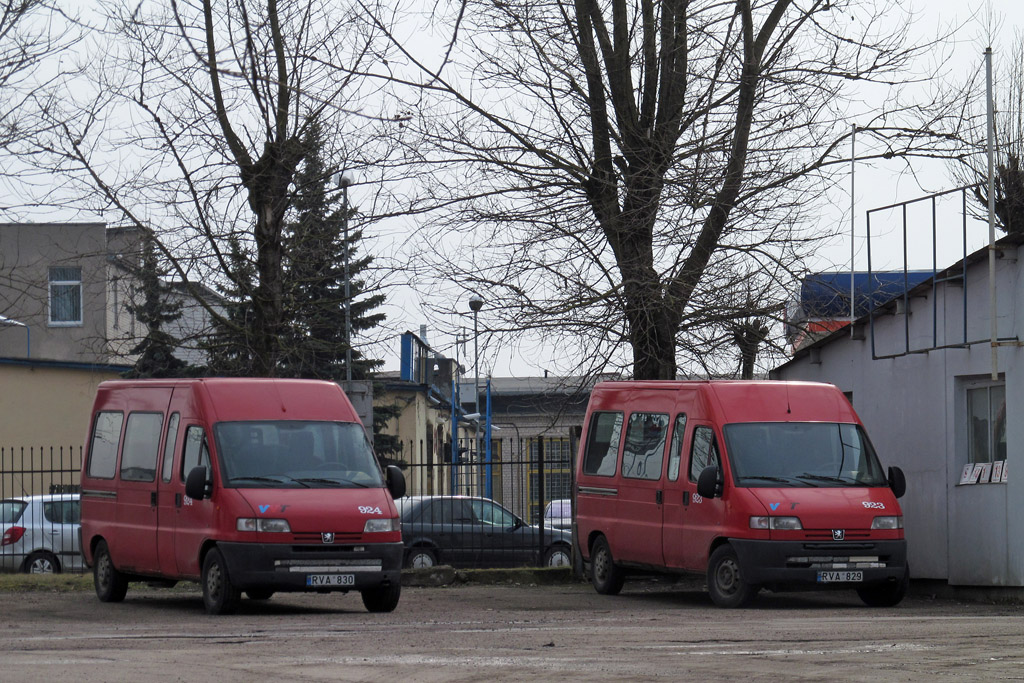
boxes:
[245,588,275,601]
[543,544,571,568]
[405,547,437,569]
[23,551,60,574]
[857,566,909,607]
[93,540,128,603]
[202,548,241,615]
[590,536,624,595]
[707,544,758,608]
[361,582,401,613]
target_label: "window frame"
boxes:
[48,266,83,327]
[965,382,1006,466]
[87,411,124,480]
[581,411,624,477]
[688,424,721,483]
[620,412,670,481]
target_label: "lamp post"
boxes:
[468,295,484,459]
[335,173,354,384]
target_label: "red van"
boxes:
[79,378,406,615]
[575,380,908,608]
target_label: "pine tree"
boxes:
[279,121,386,381]
[124,237,189,378]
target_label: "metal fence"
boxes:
[398,435,577,569]
[1,446,83,574]
[0,438,579,574]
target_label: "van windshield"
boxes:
[214,421,384,489]
[722,422,888,488]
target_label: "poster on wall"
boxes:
[979,463,993,483]
[1001,460,1009,483]
[959,463,978,485]
[992,460,1004,483]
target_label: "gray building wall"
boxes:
[0,223,110,363]
[773,243,1023,586]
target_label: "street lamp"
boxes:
[335,173,354,384]
[468,295,484,459]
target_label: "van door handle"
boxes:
[655,490,663,504]
[150,491,158,507]
[175,493,182,508]
[682,491,690,506]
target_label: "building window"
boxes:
[49,266,83,326]
[529,437,572,523]
[967,384,1006,464]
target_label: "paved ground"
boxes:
[2,578,1023,681]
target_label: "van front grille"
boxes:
[292,532,362,544]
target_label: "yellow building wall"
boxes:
[0,363,122,495]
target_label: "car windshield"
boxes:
[723,422,888,488]
[545,500,570,518]
[0,500,26,524]
[215,421,383,489]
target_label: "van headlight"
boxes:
[363,518,400,533]
[750,516,803,530]
[237,518,291,532]
[870,516,903,529]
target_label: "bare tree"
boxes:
[30,0,400,374]
[0,1,79,212]
[952,33,1024,234]
[364,0,964,380]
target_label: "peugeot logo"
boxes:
[832,529,845,541]
[321,532,335,544]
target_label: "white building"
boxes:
[772,233,1023,587]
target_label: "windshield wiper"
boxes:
[795,473,857,485]
[228,475,310,488]
[295,477,370,488]
[737,475,803,485]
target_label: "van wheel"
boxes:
[707,544,757,608]
[406,547,437,569]
[94,540,128,603]
[361,582,401,613]
[202,548,240,615]
[24,551,60,574]
[590,536,624,595]
[857,566,909,607]
[245,588,274,601]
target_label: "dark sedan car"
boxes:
[396,495,571,569]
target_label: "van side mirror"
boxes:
[696,465,722,499]
[888,465,906,499]
[385,465,406,499]
[185,466,211,500]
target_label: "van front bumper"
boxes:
[216,541,404,592]
[728,538,907,588]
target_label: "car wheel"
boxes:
[361,582,401,613]
[405,547,437,569]
[857,566,909,607]
[202,548,240,615]
[24,551,60,574]
[590,536,624,595]
[245,588,275,601]
[93,540,128,603]
[707,544,758,608]
[543,544,571,568]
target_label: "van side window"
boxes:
[161,413,180,483]
[181,425,210,481]
[87,411,124,479]
[582,412,624,477]
[120,412,164,482]
[666,414,688,481]
[621,413,669,480]
[689,426,720,482]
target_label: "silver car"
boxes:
[0,494,83,573]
